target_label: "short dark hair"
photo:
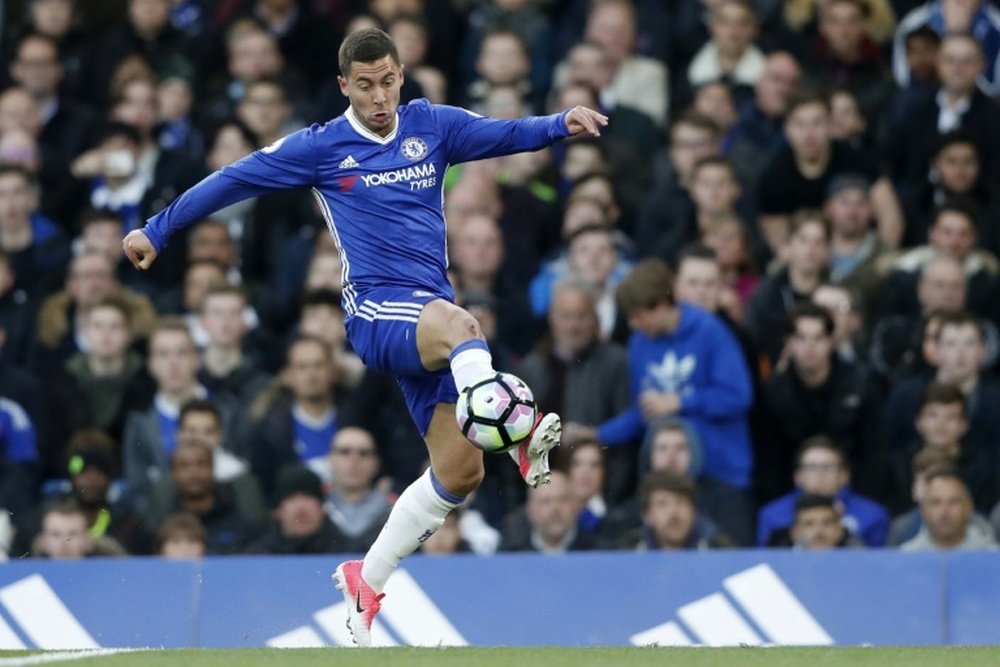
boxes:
[923,468,970,498]
[920,381,968,417]
[157,513,206,552]
[286,333,333,364]
[785,88,830,117]
[78,208,124,230]
[936,311,984,343]
[639,471,697,511]
[200,282,247,312]
[179,399,222,429]
[83,294,133,329]
[790,209,831,241]
[795,435,844,468]
[616,258,675,313]
[932,131,978,161]
[788,301,835,337]
[794,493,837,516]
[671,112,720,139]
[912,446,958,476]
[905,26,941,50]
[932,199,978,228]
[691,155,737,181]
[338,28,400,77]
[677,242,718,270]
[97,121,142,147]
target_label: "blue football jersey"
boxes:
[144,99,570,316]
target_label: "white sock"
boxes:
[361,469,463,592]
[449,339,494,391]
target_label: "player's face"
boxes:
[339,55,404,138]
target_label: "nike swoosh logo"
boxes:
[356,590,365,613]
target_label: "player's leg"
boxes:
[335,403,480,646]
[417,299,562,488]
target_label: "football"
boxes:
[456,373,538,453]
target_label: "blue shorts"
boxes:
[345,287,458,436]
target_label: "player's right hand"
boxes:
[122,229,158,270]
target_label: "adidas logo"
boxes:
[267,570,467,648]
[630,564,833,647]
[339,155,360,169]
[0,574,100,649]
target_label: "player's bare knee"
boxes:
[447,308,483,346]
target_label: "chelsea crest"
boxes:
[401,136,428,160]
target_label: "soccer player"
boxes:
[122,28,607,646]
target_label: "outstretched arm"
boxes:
[124,128,319,270]
[436,104,608,164]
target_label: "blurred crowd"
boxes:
[2,0,1000,560]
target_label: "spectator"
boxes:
[578,258,755,545]
[465,30,533,112]
[687,0,766,89]
[0,394,39,519]
[567,440,609,535]
[756,90,902,253]
[144,440,264,555]
[14,431,153,557]
[760,302,882,500]
[784,493,863,549]
[582,0,669,127]
[828,88,871,151]
[880,202,998,321]
[621,471,735,550]
[245,465,348,555]
[903,133,1000,254]
[156,512,207,559]
[900,470,998,550]
[197,283,270,406]
[33,249,155,370]
[823,174,886,320]
[0,164,70,298]
[501,470,598,553]
[883,312,1000,458]
[63,295,144,442]
[450,212,535,356]
[176,399,251,485]
[297,289,364,390]
[728,51,801,185]
[746,211,830,364]
[757,436,889,546]
[701,215,761,308]
[801,0,893,121]
[123,317,231,504]
[892,0,1000,97]
[243,335,345,497]
[8,32,97,225]
[639,417,705,481]
[888,446,957,545]
[235,78,300,148]
[635,113,721,256]
[889,32,1000,193]
[32,502,126,559]
[887,382,997,512]
[323,427,391,552]
[649,156,747,268]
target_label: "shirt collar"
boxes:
[345,106,398,145]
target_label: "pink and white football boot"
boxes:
[511,412,562,488]
[332,560,385,647]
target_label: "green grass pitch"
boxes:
[2,647,1000,667]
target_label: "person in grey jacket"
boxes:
[901,470,998,551]
[518,276,631,499]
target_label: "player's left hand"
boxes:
[565,105,609,138]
